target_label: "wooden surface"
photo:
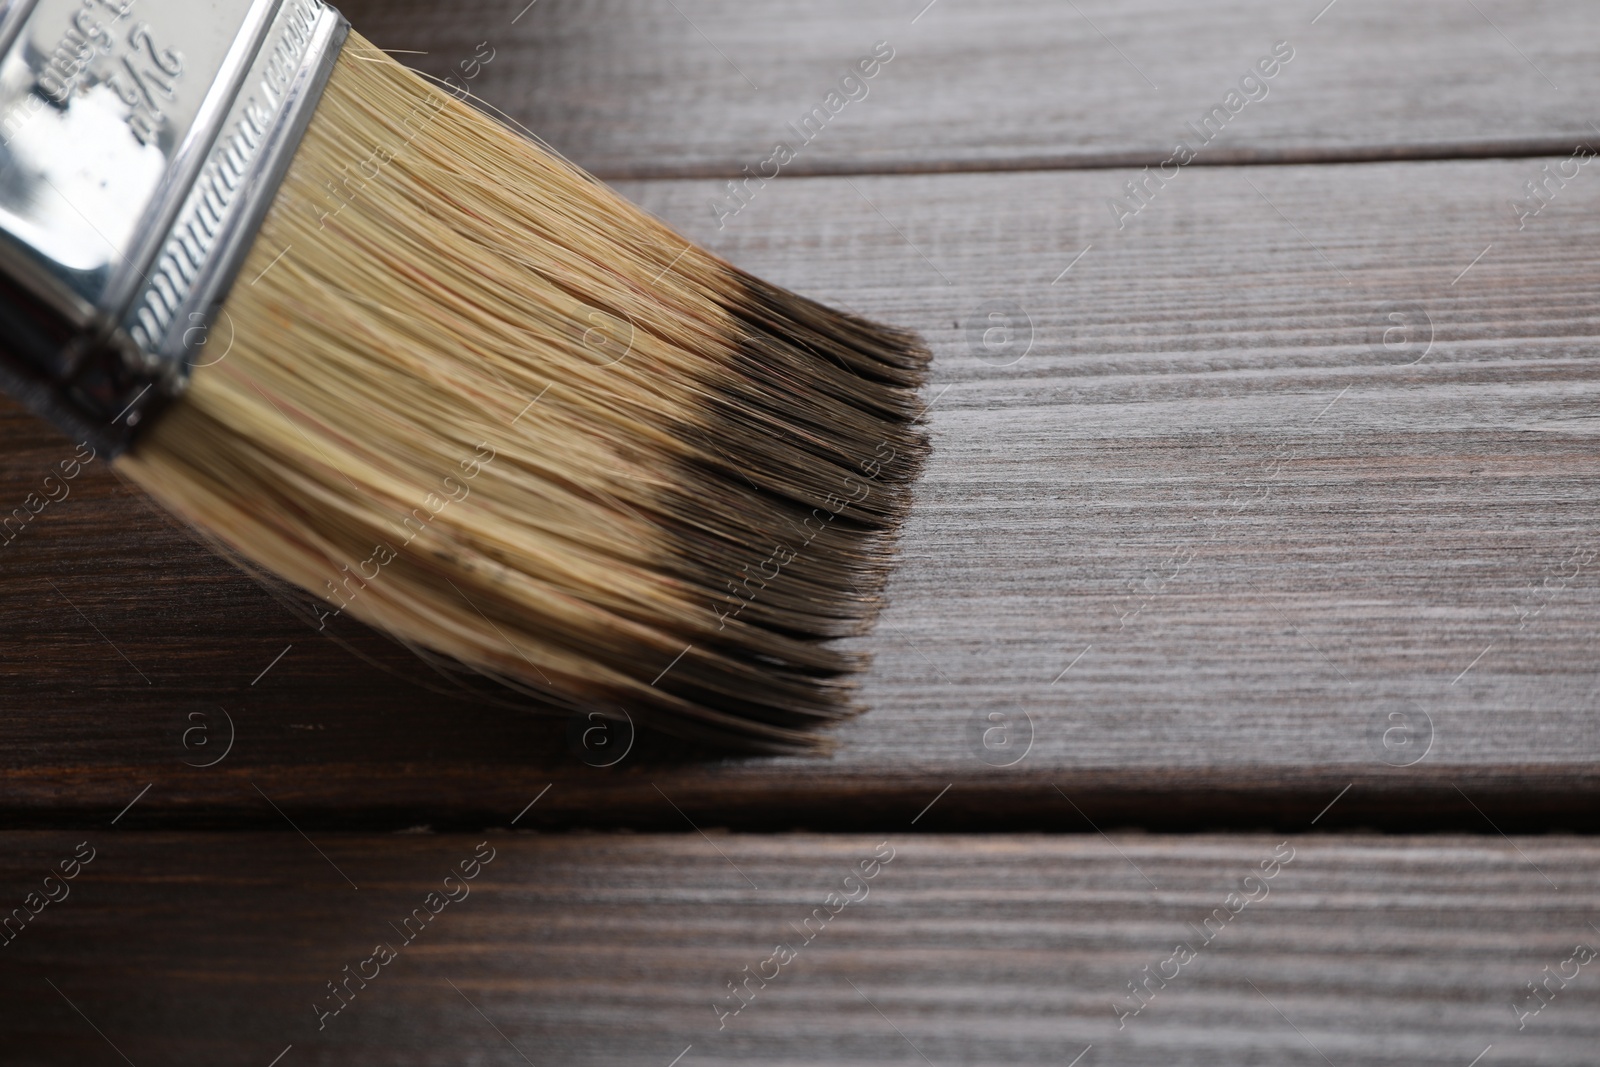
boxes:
[4,832,1598,1065]
[3,3,1595,1060]
[341,0,1600,178]
[4,156,1596,829]
[2,4,1597,828]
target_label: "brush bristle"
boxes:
[115,34,931,751]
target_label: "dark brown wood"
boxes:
[338,0,1600,179]
[2,832,1596,1065]
[2,157,1597,829]
[4,6,1592,1060]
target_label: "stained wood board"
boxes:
[1,832,1596,1065]
[1,158,1594,828]
[340,0,1600,178]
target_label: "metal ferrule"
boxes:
[0,0,348,455]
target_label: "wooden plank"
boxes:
[2,832,1597,1064]
[4,157,1598,828]
[338,0,1600,178]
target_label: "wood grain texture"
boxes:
[1,157,1595,828]
[337,0,1600,178]
[2,832,1597,1065]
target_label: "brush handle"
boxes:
[0,0,347,454]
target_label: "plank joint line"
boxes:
[654,783,759,889]
[512,784,552,825]
[1054,784,1162,890]
[911,783,953,824]
[111,783,153,825]
[1311,783,1353,825]
[251,781,359,890]
[1451,783,1560,890]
